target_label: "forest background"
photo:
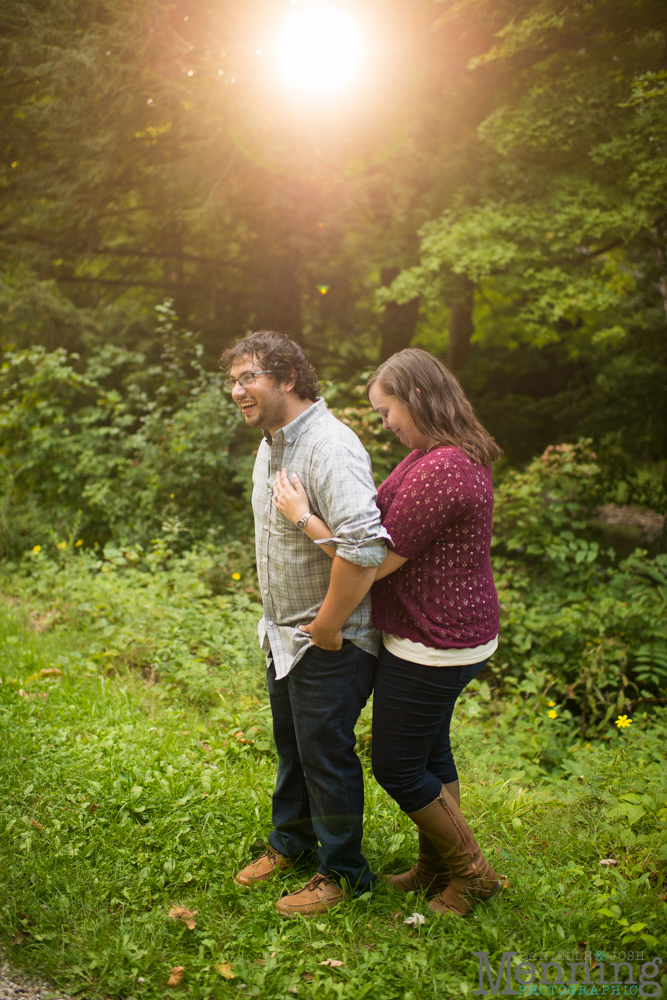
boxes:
[1,1,667,998]
[1,0,667,551]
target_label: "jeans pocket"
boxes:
[310,638,352,654]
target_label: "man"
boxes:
[220,330,388,917]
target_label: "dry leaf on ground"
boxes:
[166,966,184,987]
[40,668,62,678]
[233,730,255,744]
[599,859,618,866]
[499,875,511,890]
[213,962,235,979]
[199,741,212,752]
[288,988,298,996]
[319,959,344,968]
[301,972,314,982]
[29,819,44,831]
[168,907,198,930]
[12,930,28,945]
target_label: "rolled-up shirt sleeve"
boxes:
[310,440,390,567]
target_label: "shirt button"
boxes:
[267,620,273,626]
[263,589,268,595]
[263,557,268,562]
[264,524,269,530]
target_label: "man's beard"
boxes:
[245,387,289,431]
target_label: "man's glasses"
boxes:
[223,371,274,391]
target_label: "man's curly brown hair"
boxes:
[219,331,320,401]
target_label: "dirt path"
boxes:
[0,959,73,1000]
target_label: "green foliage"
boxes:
[386,0,667,464]
[491,441,667,734]
[2,0,666,472]
[4,430,665,738]
[0,570,665,998]
[2,536,264,710]
[0,302,254,556]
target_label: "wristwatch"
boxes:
[296,511,314,530]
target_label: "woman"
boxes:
[272,348,501,916]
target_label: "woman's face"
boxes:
[368,383,436,451]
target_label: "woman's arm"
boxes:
[272,468,407,578]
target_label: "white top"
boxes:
[382,632,498,667]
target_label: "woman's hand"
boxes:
[273,468,311,525]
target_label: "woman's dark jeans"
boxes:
[372,643,489,814]
[267,641,377,893]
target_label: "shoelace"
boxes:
[304,874,334,891]
[257,842,286,868]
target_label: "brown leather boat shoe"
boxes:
[234,846,293,887]
[275,873,346,917]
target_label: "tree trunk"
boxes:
[650,228,667,320]
[379,267,420,361]
[447,276,475,373]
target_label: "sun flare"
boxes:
[275,4,363,97]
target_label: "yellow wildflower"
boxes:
[32,545,41,554]
[548,710,557,719]
[585,743,592,750]
[548,700,556,707]
[231,572,241,581]
[58,541,67,550]
[170,493,175,499]
[75,539,83,547]
[615,715,632,729]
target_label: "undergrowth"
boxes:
[1,575,666,999]
[1,440,666,997]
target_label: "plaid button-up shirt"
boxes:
[252,397,389,679]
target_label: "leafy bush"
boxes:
[2,309,665,740]
[491,441,667,734]
[0,302,254,557]
[1,536,264,710]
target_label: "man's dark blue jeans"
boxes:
[372,644,490,814]
[267,641,377,893]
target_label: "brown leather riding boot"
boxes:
[386,829,451,897]
[406,785,500,916]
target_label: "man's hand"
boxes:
[298,620,343,651]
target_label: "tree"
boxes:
[386,0,667,462]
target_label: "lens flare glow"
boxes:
[276,5,363,96]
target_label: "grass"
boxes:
[1,560,667,1000]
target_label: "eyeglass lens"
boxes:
[224,372,268,390]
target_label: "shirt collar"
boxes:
[263,397,326,446]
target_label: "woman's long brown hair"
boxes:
[367,348,502,466]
